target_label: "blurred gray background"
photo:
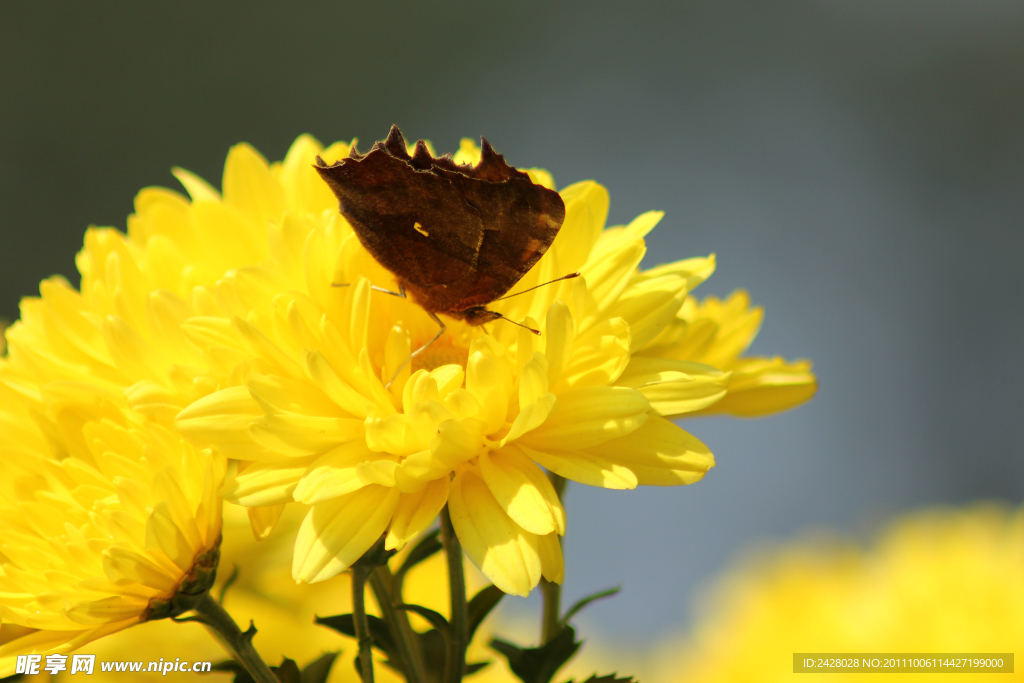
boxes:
[3,1,1022,643]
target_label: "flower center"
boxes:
[411,334,470,373]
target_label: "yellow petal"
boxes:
[537,532,564,584]
[292,485,399,583]
[303,349,376,419]
[245,372,348,417]
[518,353,550,408]
[222,143,285,231]
[364,404,434,456]
[279,133,338,215]
[543,300,574,387]
[175,386,260,445]
[588,210,663,265]
[101,547,177,592]
[394,450,451,492]
[384,324,412,397]
[520,444,637,490]
[293,440,378,504]
[557,317,630,390]
[191,199,269,268]
[385,477,450,550]
[503,392,557,446]
[249,412,363,457]
[521,386,649,450]
[144,502,195,571]
[608,275,688,352]
[64,596,150,626]
[221,458,314,506]
[466,338,511,434]
[617,357,730,417]
[586,416,714,486]
[480,447,565,535]
[551,182,605,273]
[448,469,541,597]
[696,357,818,417]
[580,239,646,321]
[633,253,716,292]
[231,317,303,379]
[430,364,465,399]
[430,417,486,469]
[247,504,286,540]
[171,167,220,203]
[124,380,188,422]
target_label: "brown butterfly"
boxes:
[315,126,576,381]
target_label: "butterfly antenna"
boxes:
[495,272,580,301]
[494,313,541,335]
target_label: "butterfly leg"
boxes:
[370,283,407,298]
[332,282,408,299]
[384,311,446,389]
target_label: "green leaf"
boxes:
[315,613,398,662]
[300,652,340,683]
[565,675,636,683]
[273,658,301,683]
[209,657,307,683]
[394,603,450,636]
[417,627,448,683]
[560,586,620,627]
[490,624,581,683]
[467,584,505,643]
[209,660,251,682]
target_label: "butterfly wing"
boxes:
[315,127,565,315]
[440,166,565,310]
[316,147,483,297]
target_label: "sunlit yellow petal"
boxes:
[696,357,817,417]
[587,416,714,486]
[480,447,565,535]
[448,469,542,597]
[385,477,450,550]
[521,386,649,450]
[292,485,399,583]
[520,444,638,490]
[617,357,730,417]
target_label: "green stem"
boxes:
[369,566,426,683]
[541,473,567,644]
[540,578,562,644]
[440,505,467,683]
[192,592,278,683]
[351,565,375,683]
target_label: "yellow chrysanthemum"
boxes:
[657,504,1024,683]
[48,504,506,683]
[0,377,223,676]
[1,133,814,597]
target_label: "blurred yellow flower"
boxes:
[657,504,1024,683]
[0,132,814,599]
[0,376,223,677]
